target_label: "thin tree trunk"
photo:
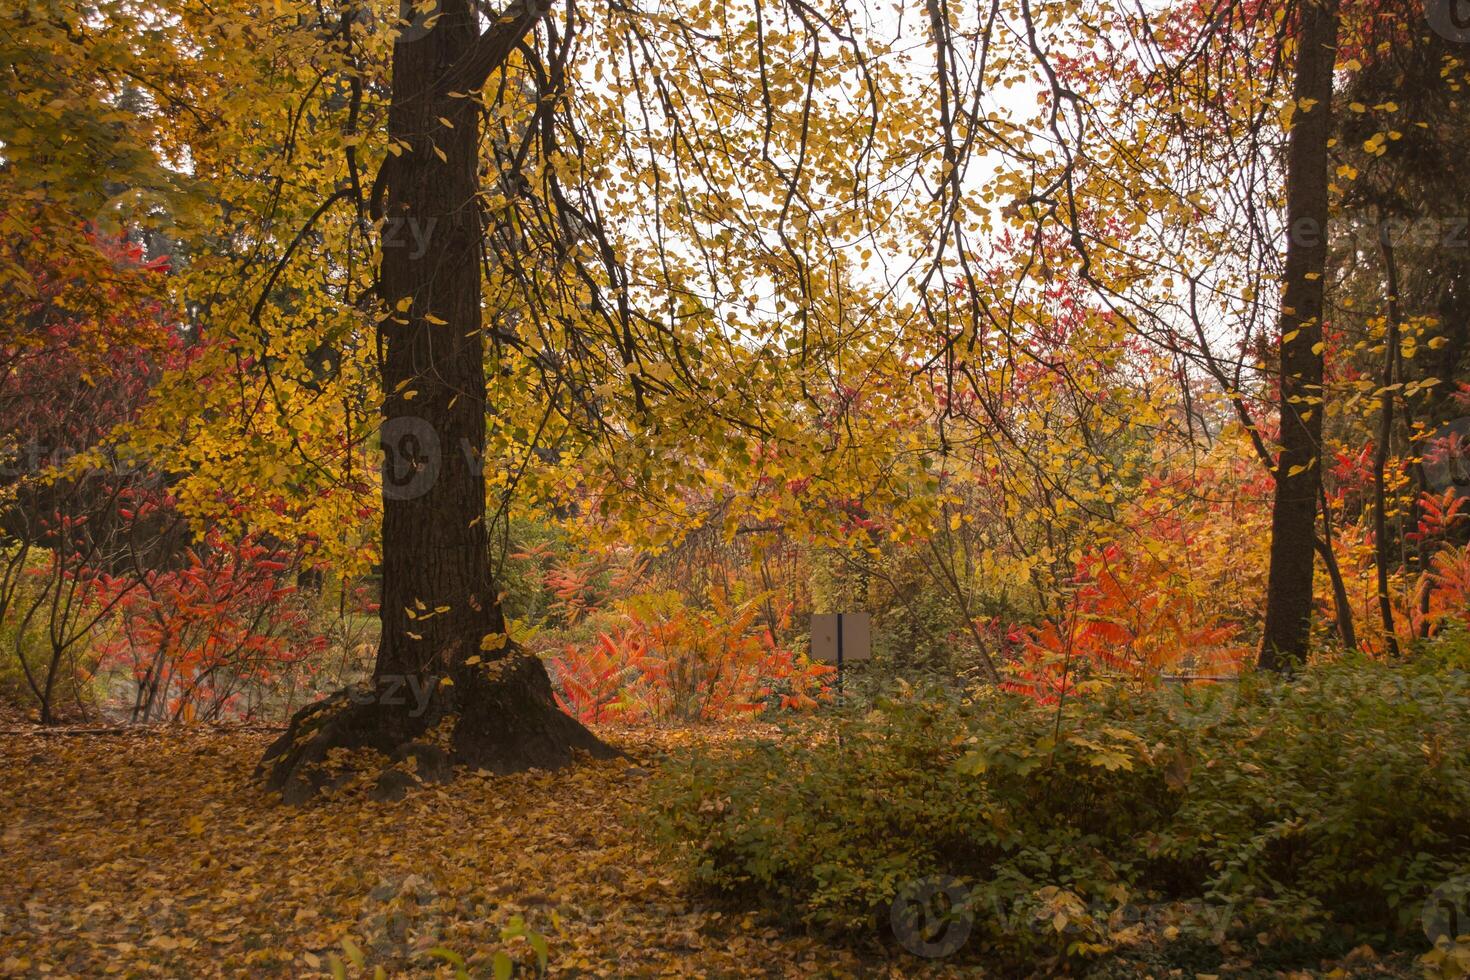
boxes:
[1373,226,1401,657]
[1259,0,1340,671]
[1315,487,1356,650]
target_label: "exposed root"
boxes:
[256,652,618,804]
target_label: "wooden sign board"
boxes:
[810,613,872,663]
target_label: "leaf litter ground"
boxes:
[0,724,970,978]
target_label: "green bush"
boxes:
[649,658,1470,968]
[0,546,96,718]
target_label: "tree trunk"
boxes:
[258,0,613,803]
[1258,0,1340,672]
[1313,529,1357,651]
[1373,225,1402,657]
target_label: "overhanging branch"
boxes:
[441,0,552,96]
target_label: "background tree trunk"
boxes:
[1259,0,1340,672]
[1373,228,1402,657]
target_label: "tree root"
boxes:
[256,652,618,804]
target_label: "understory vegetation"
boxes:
[653,651,1470,975]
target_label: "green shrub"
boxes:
[0,546,97,718]
[649,658,1470,968]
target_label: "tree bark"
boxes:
[258,0,613,802]
[1314,529,1357,651]
[1373,224,1402,657]
[1259,0,1340,672]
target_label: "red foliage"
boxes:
[1,225,186,456]
[1408,488,1469,546]
[96,530,325,723]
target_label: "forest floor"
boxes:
[0,725,1421,979]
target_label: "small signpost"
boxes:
[810,612,871,701]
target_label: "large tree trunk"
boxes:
[259,0,613,803]
[1259,0,1340,672]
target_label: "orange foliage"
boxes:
[551,590,833,723]
[1003,464,1261,703]
[1417,543,1470,637]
